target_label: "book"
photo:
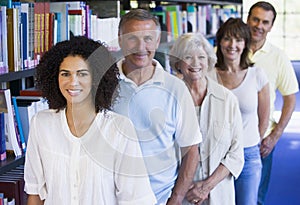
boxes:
[187,5,197,33]
[68,8,86,37]
[19,87,42,97]
[20,3,29,69]
[12,97,26,153]
[28,2,35,68]
[50,2,69,41]
[48,12,55,51]
[0,112,6,161]
[7,8,21,72]
[11,2,23,71]
[0,6,8,74]
[0,193,3,205]
[15,96,44,144]
[0,89,22,157]
[33,2,42,61]
[54,12,61,43]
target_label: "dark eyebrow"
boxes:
[59,69,69,73]
[59,69,90,73]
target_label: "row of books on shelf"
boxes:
[151,4,241,42]
[0,1,120,74]
[0,88,48,158]
[0,1,241,75]
[0,164,26,205]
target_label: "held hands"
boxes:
[185,181,210,205]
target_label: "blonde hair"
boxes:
[169,33,217,73]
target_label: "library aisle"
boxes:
[265,63,300,205]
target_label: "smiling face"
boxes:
[220,35,245,63]
[179,46,209,82]
[118,19,160,72]
[58,55,93,106]
[247,7,274,45]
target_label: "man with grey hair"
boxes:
[113,9,202,204]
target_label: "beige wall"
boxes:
[242,0,300,60]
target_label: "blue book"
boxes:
[21,12,28,69]
[50,2,69,41]
[55,12,62,43]
[0,112,6,161]
[12,97,26,153]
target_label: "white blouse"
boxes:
[24,109,156,205]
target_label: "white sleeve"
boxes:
[24,113,48,199]
[81,113,157,205]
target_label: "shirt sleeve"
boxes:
[24,113,48,200]
[81,113,157,205]
[220,95,244,179]
[114,116,157,205]
[277,53,299,95]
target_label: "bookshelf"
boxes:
[0,152,24,175]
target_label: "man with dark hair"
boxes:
[247,2,299,204]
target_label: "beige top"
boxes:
[183,78,244,205]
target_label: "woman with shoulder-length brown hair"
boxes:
[209,18,270,205]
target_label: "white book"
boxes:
[1,6,8,73]
[0,89,22,157]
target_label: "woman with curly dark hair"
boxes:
[24,36,156,205]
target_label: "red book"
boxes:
[19,87,42,97]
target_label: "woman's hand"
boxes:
[185,181,210,204]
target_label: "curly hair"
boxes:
[35,36,119,113]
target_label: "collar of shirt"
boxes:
[250,41,271,58]
[206,76,228,101]
[117,59,165,86]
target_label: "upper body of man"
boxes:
[247,1,298,158]
[113,9,202,205]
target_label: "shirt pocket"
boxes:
[213,121,232,148]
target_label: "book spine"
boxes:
[3,90,22,157]
[12,97,26,153]
[0,112,6,161]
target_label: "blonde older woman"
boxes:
[169,33,244,205]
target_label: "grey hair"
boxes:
[169,32,217,72]
[118,9,161,35]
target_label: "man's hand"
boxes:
[260,131,279,158]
